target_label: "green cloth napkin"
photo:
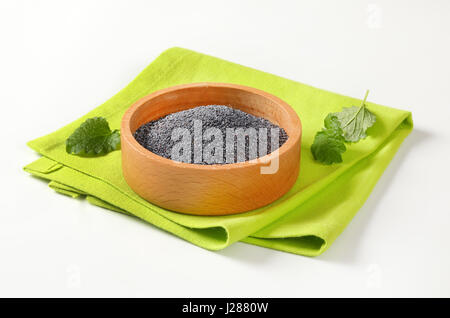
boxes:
[24,47,413,256]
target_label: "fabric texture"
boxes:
[24,47,413,256]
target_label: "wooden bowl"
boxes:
[121,83,302,215]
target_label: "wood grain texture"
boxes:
[121,83,302,215]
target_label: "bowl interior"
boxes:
[128,84,300,142]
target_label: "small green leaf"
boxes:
[324,114,342,130]
[311,127,346,165]
[66,117,121,156]
[332,90,376,142]
[311,90,377,165]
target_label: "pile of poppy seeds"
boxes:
[133,105,288,164]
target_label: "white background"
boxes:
[1,0,449,297]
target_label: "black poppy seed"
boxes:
[133,105,288,164]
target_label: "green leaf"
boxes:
[66,117,121,156]
[310,90,377,165]
[332,90,376,142]
[311,127,346,165]
[324,113,342,130]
